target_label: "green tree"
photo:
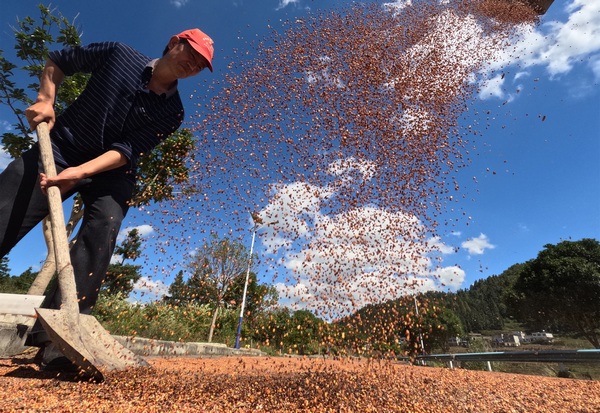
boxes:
[164,266,278,345]
[330,296,419,357]
[509,239,600,348]
[186,235,249,342]
[435,264,523,333]
[164,270,188,305]
[101,229,143,297]
[420,306,464,353]
[252,307,325,355]
[253,307,291,352]
[114,228,142,261]
[285,309,325,355]
[0,267,38,294]
[0,257,10,281]
[0,4,88,157]
[132,128,196,206]
[225,270,278,347]
[227,272,278,318]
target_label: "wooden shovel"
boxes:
[34,122,149,381]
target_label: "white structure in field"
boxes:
[493,333,521,347]
[523,331,554,343]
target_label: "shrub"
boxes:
[93,294,214,342]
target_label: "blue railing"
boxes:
[416,349,600,370]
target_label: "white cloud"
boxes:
[542,0,600,76]
[257,1,600,314]
[305,61,346,89]
[433,265,465,289]
[276,0,301,10]
[483,0,600,79]
[479,74,506,100]
[327,157,376,182]
[112,225,155,263]
[133,224,154,237]
[1,120,12,132]
[131,276,169,301]
[117,224,154,242]
[461,233,495,255]
[274,280,312,310]
[0,149,11,172]
[428,236,456,254]
[169,0,189,8]
[257,181,332,253]
[258,158,462,317]
[391,0,600,101]
[398,106,433,134]
[383,0,413,14]
[514,71,529,82]
[590,54,600,81]
[275,270,445,318]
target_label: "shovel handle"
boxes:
[36,122,79,315]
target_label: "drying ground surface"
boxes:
[1,354,599,412]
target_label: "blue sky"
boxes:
[1,0,598,313]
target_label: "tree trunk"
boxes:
[27,196,84,295]
[208,304,219,343]
[27,217,56,295]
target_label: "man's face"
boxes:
[168,40,209,78]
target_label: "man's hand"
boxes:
[39,167,83,196]
[39,150,128,195]
[25,101,57,131]
[25,59,64,131]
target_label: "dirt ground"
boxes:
[1,354,599,412]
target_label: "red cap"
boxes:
[176,28,214,72]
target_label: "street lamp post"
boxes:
[234,216,259,349]
[414,295,426,358]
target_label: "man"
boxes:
[0,28,214,370]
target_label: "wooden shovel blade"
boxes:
[36,308,150,381]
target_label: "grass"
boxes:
[490,362,600,380]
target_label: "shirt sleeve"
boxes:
[48,42,118,76]
[110,108,184,170]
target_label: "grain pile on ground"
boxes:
[1,355,599,412]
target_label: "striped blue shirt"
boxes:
[48,42,184,180]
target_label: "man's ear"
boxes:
[167,36,180,51]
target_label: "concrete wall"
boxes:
[1,321,265,358]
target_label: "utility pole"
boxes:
[414,295,426,357]
[234,213,261,349]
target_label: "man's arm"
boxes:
[26,59,129,194]
[24,59,65,130]
[40,149,128,195]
